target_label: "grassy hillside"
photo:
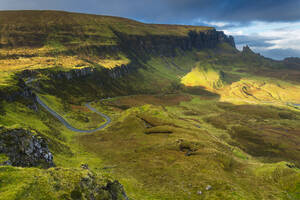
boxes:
[0,10,300,200]
[79,94,300,200]
[0,10,220,87]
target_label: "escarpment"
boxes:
[0,11,236,97]
[0,11,235,55]
[108,64,134,79]
[114,29,235,57]
[49,67,95,80]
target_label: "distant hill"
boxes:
[284,57,300,69]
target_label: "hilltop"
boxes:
[0,10,215,50]
[0,10,300,200]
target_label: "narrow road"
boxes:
[36,95,111,133]
[25,78,111,133]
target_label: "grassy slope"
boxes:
[0,166,115,200]
[79,94,300,200]
[0,10,212,37]
[180,44,300,106]
[38,94,106,130]
[0,10,212,86]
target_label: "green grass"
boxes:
[1,84,300,199]
[0,10,213,87]
[0,154,8,163]
[38,94,106,130]
[181,62,225,89]
[77,94,300,199]
[0,166,117,200]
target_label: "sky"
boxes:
[1,0,300,60]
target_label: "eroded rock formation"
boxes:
[0,127,54,168]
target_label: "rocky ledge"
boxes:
[72,167,129,200]
[49,67,94,80]
[115,29,235,57]
[108,64,133,79]
[0,127,54,168]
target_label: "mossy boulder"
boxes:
[0,166,129,200]
[0,127,54,168]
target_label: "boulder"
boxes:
[0,127,54,168]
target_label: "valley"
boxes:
[0,10,299,200]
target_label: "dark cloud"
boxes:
[1,0,300,24]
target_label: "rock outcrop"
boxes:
[115,29,235,57]
[0,80,38,113]
[242,45,254,54]
[0,80,35,102]
[50,67,94,80]
[0,127,54,168]
[73,170,129,200]
[108,64,133,79]
[187,29,235,49]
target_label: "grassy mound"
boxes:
[0,166,128,200]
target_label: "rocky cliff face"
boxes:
[73,170,129,200]
[187,29,235,49]
[108,64,133,79]
[0,79,39,112]
[116,29,235,57]
[0,82,34,102]
[0,127,54,168]
[49,67,95,80]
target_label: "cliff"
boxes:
[0,10,235,56]
[114,29,235,57]
[0,11,237,95]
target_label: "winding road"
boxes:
[26,78,111,133]
[36,95,111,133]
[25,78,111,133]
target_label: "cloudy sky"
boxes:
[1,0,300,60]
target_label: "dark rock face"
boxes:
[0,79,36,101]
[0,127,54,168]
[115,29,236,58]
[242,45,254,53]
[187,29,235,49]
[71,170,129,200]
[105,180,129,200]
[0,79,39,112]
[50,67,94,80]
[108,64,133,79]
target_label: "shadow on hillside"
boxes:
[206,102,300,167]
[182,86,220,99]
